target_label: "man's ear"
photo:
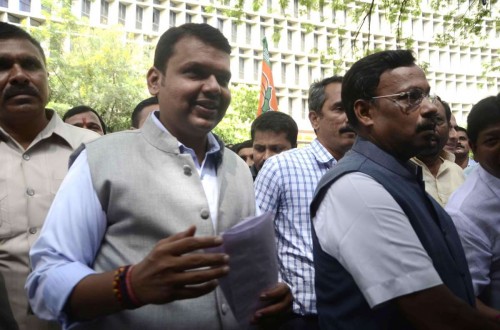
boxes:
[308,111,320,131]
[469,140,477,159]
[354,99,374,127]
[147,67,160,96]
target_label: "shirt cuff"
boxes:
[43,262,96,325]
[364,267,442,308]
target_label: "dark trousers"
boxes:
[278,313,319,330]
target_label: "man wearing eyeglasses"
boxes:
[310,50,500,329]
[411,98,465,207]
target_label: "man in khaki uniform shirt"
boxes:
[0,22,99,329]
[411,98,464,207]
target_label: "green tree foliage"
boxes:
[229,0,498,65]
[214,84,258,144]
[29,0,152,132]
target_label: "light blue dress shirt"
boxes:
[254,139,336,315]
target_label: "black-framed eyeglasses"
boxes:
[371,88,439,112]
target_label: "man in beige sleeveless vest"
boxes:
[26,23,291,329]
[0,23,99,330]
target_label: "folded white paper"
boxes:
[206,211,278,328]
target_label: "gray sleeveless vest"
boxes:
[75,117,255,329]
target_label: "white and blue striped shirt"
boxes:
[254,139,337,315]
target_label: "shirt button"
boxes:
[221,303,228,315]
[26,188,35,196]
[23,153,30,160]
[28,227,37,235]
[200,209,210,220]
[183,165,192,176]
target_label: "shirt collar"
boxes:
[478,165,500,195]
[352,137,420,179]
[0,109,85,150]
[311,138,338,166]
[151,110,223,161]
[440,149,456,162]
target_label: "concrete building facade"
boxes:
[2,0,499,140]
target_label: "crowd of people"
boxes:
[0,20,499,330]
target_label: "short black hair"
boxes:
[63,105,107,134]
[131,96,158,129]
[231,140,253,153]
[251,111,298,148]
[342,50,416,129]
[467,93,500,144]
[309,76,343,114]
[436,96,452,122]
[154,23,231,74]
[0,22,46,64]
[456,126,467,134]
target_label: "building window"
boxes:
[20,0,30,11]
[100,0,109,24]
[260,26,266,40]
[281,63,286,82]
[246,23,251,44]
[239,58,245,79]
[81,0,90,18]
[7,14,20,23]
[314,34,318,49]
[136,6,143,30]
[300,32,305,51]
[0,0,8,8]
[254,59,260,80]
[186,13,192,23]
[153,8,160,31]
[217,18,224,31]
[169,11,176,27]
[118,3,126,25]
[231,22,237,42]
[295,64,299,85]
[287,30,292,49]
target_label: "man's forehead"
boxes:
[66,112,100,123]
[378,65,429,91]
[0,38,44,59]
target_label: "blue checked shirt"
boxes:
[254,139,337,315]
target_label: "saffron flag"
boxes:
[257,37,278,116]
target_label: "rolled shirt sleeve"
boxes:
[26,150,107,327]
[313,172,442,308]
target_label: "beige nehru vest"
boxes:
[79,117,255,330]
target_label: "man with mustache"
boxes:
[310,50,500,329]
[411,98,465,207]
[26,23,291,329]
[0,23,99,329]
[255,76,355,328]
[454,126,477,169]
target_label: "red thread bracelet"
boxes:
[125,265,142,307]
